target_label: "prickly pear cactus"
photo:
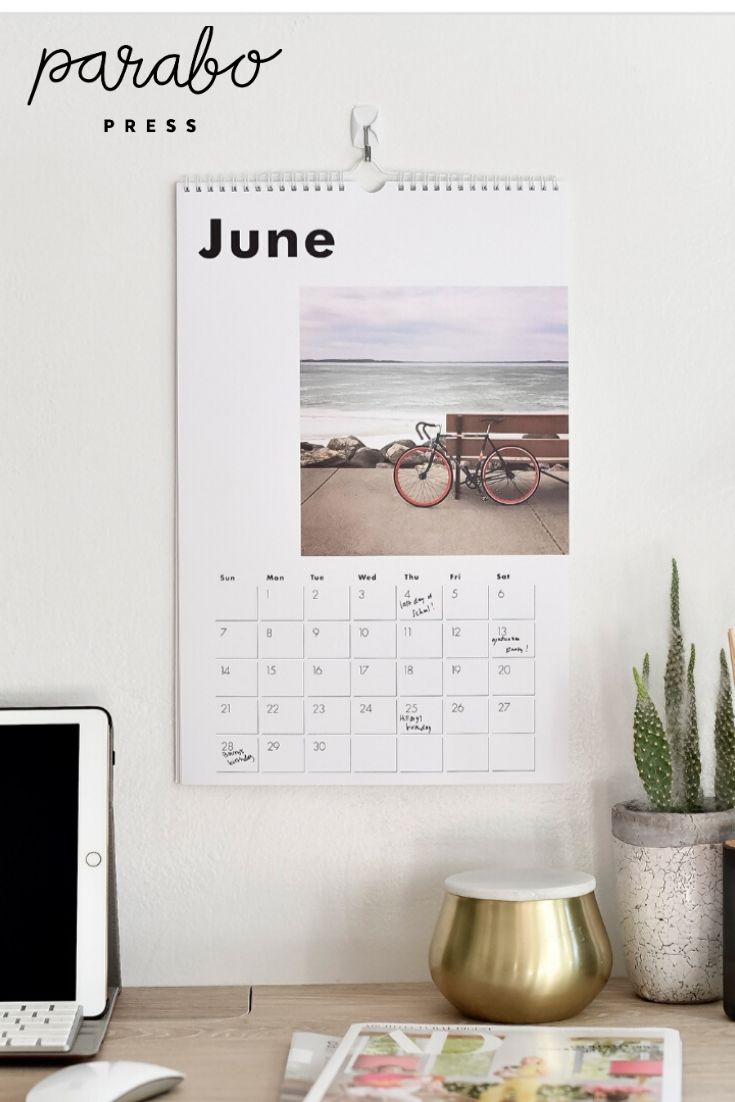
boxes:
[715,648,735,811]
[633,663,673,810]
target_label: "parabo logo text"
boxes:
[27,25,282,134]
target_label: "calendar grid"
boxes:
[212,580,537,779]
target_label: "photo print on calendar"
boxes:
[299,286,569,557]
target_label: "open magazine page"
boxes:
[303,1023,682,1102]
[280,1032,342,1102]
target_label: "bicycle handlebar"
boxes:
[415,421,441,441]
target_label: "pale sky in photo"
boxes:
[300,286,568,361]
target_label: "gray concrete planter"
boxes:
[612,800,735,1003]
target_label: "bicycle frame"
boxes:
[414,420,509,488]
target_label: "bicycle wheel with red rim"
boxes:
[393,446,453,507]
[480,446,540,505]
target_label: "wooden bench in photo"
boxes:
[445,412,569,498]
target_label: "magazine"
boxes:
[303,1022,682,1102]
[280,1032,342,1102]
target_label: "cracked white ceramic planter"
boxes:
[612,801,735,1003]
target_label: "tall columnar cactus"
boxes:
[715,648,735,811]
[682,644,702,811]
[632,560,735,813]
[664,559,685,803]
[633,663,672,810]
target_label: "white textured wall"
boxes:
[3,13,735,985]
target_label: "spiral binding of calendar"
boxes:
[396,172,558,192]
[182,171,559,193]
[183,172,346,193]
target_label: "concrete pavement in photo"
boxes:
[301,468,569,556]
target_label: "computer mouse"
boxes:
[26,1060,184,1102]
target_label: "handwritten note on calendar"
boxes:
[176,177,569,784]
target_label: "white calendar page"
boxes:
[176,180,569,784]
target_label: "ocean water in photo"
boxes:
[300,360,569,446]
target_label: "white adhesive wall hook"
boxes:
[350,105,380,163]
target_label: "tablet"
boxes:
[0,707,111,1016]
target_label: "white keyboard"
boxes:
[177,564,568,785]
[0,1002,82,1052]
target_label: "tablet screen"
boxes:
[1,724,80,1000]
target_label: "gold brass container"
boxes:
[429,868,612,1023]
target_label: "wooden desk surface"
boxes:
[0,979,732,1101]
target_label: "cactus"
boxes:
[631,561,735,813]
[682,644,702,811]
[633,664,672,810]
[664,559,685,803]
[715,648,735,810]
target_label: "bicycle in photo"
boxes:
[393,420,541,508]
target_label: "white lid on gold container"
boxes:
[444,868,596,902]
